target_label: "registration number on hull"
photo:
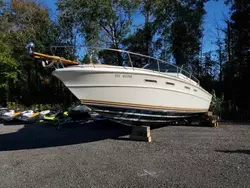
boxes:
[115,74,132,78]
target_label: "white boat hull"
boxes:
[53,65,212,124]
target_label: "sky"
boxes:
[42,0,230,53]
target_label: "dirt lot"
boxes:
[0,121,250,188]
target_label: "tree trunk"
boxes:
[226,21,232,63]
[6,78,9,104]
[218,45,223,84]
[144,0,152,64]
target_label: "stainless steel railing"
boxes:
[50,45,200,85]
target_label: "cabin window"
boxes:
[145,79,157,83]
[166,82,175,86]
[194,89,197,92]
[185,86,190,89]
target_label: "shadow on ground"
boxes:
[0,120,131,152]
[215,149,250,155]
[0,118,227,151]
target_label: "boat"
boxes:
[26,42,212,126]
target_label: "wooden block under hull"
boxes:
[199,114,219,127]
[129,135,152,142]
[205,111,213,116]
[130,125,152,142]
[132,126,151,137]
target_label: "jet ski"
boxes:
[15,110,40,123]
[68,105,91,120]
[0,108,8,123]
[42,110,58,122]
[38,110,50,120]
[55,111,71,123]
[41,105,92,128]
[42,110,68,123]
[17,109,51,123]
[0,107,8,116]
[54,105,93,128]
[0,107,7,113]
[0,110,22,122]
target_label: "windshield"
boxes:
[143,62,179,73]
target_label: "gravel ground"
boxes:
[0,120,250,188]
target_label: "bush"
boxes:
[209,90,224,117]
[7,102,25,110]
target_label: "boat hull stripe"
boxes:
[80,99,208,112]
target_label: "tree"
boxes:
[210,17,227,85]
[57,0,137,65]
[222,0,250,119]
[0,34,19,104]
[57,0,137,47]
[155,0,207,69]
[0,1,18,104]
[122,0,160,67]
[138,0,157,56]
[0,0,63,106]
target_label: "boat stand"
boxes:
[199,111,219,127]
[182,111,219,127]
[129,126,152,142]
[128,111,218,143]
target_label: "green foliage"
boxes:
[7,102,22,110]
[30,104,53,111]
[0,34,19,89]
[209,90,224,116]
[39,104,52,111]
[0,0,77,106]
[6,102,67,111]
